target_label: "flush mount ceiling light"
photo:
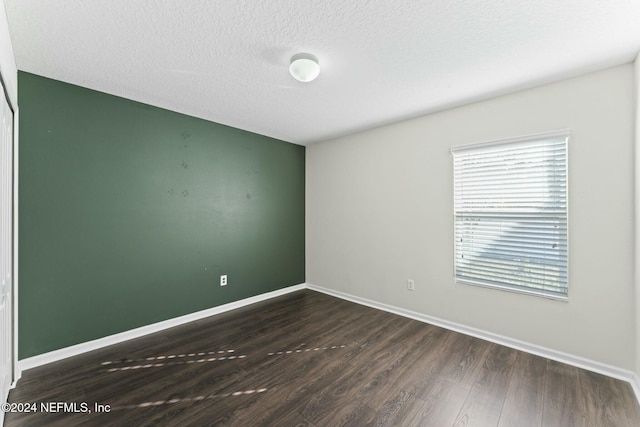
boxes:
[289,53,320,82]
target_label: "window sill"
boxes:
[455,277,569,302]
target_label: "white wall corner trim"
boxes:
[18,284,306,372]
[634,50,640,409]
[305,283,640,405]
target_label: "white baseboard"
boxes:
[631,374,640,406]
[16,281,640,407]
[306,283,640,405]
[18,283,306,372]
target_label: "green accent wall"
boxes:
[18,72,305,359]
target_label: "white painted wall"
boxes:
[307,64,636,370]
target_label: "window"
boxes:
[451,130,568,299]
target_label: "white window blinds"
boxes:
[451,130,568,299]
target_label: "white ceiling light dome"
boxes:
[289,53,320,83]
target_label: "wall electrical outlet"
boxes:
[220,275,228,286]
[407,279,415,291]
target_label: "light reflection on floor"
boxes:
[267,344,347,356]
[101,349,236,366]
[104,354,247,372]
[111,388,269,410]
[101,342,351,411]
[101,343,350,372]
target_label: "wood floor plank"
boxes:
[452,345,518,427]
[397,329,476,399]
[497,351,546,427]
[231,354,353,422]
[5,290,640,427]
[542,360,586,427]
[614,380,640,425]
[310,399,375,427]
[365,388,420,427]
[248,407,317,427]
[355,323,442,410]
[576,369,634,427]
[437,333,493,389]
[295,360,374,424]
[409,379,471,426]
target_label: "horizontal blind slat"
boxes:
[452,134,568,297]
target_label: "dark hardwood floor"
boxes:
[5,290,640,426]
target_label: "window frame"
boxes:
[451,130,569,301]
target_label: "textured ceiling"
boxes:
[5,0,640,145]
